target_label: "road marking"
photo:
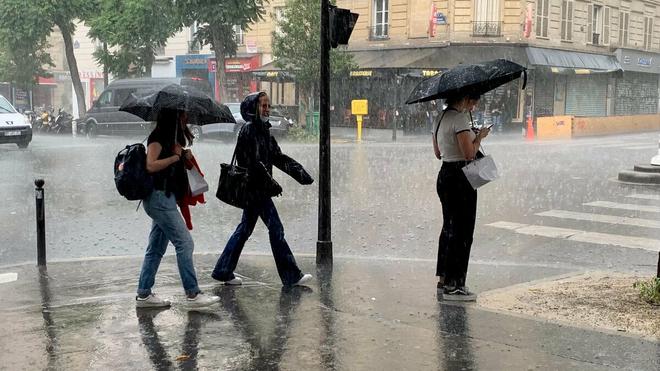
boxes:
[537,210,660,229]
[0,273,17,284]
[486,222,660,252]
[592,142,651,149]
[622,145,657,150]
[584,201,660,213]
[627,194,660,201]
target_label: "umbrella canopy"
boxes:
[405,59,527,104]
[119,84,235,125]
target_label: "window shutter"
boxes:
[624,13,629,46]
[543,0,549,37]
[567,2,573,40]
[535,1,542,36]
[651,18,655,50]
[586,5,593,43]
[561,1,567,40]
[603,7,610,44]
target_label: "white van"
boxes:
[0,95,32,148]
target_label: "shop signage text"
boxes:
[638,57,653,67]
[350,70,373,77]
[422,70,440,77]
[184,58,208,65]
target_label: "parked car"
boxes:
[80,77,212,137]
[0,95,32,148]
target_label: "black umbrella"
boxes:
[405,59,527,104]
[119,84,235,124]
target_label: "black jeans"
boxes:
[212,198,303,285]
[436,161,477,288]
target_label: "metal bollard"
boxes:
[35,179,46,266]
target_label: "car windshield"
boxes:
[0,96,16,113]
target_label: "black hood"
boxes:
[240,92,267,122]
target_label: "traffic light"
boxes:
[329,5,358,48]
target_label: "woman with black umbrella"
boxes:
[136,108,220,308]
[434,92,489,301]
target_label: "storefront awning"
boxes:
[526,47,621,73]
[252,60,295,80]
[614,48,660,73]
[350,48,438,69]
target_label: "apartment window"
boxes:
[618,12,629,47]
[372,0,389,39]
[644,16,654,50]
[535,0,549,38]
[560,1,573,41]
[273,7,285,36]
[233,25,244,46]
[587,5,608,45]
[473,0,501,36]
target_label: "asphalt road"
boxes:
[1,132,658,277]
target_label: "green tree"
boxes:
[0,1,53,89]
[272,0,355,122]
[179,0,266,102]
[88,0,183,79]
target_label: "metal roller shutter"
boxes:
[565,75,607,116]
[615,71,658,115]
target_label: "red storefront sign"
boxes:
[208,55,261,73]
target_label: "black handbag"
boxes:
[216,149,252,209]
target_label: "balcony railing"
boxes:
[592,33,600,45]
[472,21,502,37]
[188,40,200,54]
[369,25,389,40]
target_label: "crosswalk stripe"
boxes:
[537,210,660,229]
[0,273,17,284]
[584,201,660,213]
[592,142,651,149]
[622,145,657,150]
[627,194,660,201]
[486,222,660,252]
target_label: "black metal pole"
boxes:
[317,0,332,265]
[35,179,46,266]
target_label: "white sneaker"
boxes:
[225,277,243,286]
[186,293,220,308]
[136,293,171,308]
[293,273,313,286]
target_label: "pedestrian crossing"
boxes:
[487,193,660,253]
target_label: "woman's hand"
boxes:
[182,149,193,161]
[173,144,183,157]
[477,127,490,140]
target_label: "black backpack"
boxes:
[114,143,153,201]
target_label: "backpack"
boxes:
[114,143,153,200]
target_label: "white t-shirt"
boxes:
[434,109,474,162]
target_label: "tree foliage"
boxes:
[272,0,355,97]
[0,0,54,89]
[178,0,266,102]
[88,0,183,78]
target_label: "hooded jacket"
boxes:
[234,93,313,203]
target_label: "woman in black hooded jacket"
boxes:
[212,92,314,286]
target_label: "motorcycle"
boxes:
[35,108,54,133]
[51,108,74,134]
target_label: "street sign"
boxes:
[351,99,368,115]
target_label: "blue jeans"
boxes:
[138,190,201,297]
[212,198,303,285]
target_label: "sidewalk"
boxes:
[1,253,658,370]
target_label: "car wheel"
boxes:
[86,121,98,138]
[17,141,29,149]
[191,125,203,141]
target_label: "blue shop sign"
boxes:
[638,57,652,67]
[435,13,446,25]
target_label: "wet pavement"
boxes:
[1,254,659,370]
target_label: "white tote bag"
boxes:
[461,153,499,190]
[187,167,209,196]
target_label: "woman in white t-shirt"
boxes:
[433,92,489,302]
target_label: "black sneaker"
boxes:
[442,286,477,302]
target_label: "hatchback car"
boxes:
[0,95,32,148]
